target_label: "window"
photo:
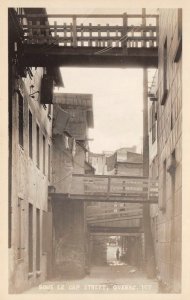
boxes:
[161,38,168,105]
[29,111,33,158]
[36,209,40,271]
[42,211,48,253]
[43,135,46,175]
[160,159,167,212]
[28,203,33,273]
[48,144,51,181]
[17,198,24,259]
[178,9,182,39]
[174,9,182,63]
[18,93,24,147]
[36,124,40,168]
[152,102,157,143]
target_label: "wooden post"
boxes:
[72,16,77,47]
[54,21,58,45]
[122,13,127,51]
[143,66,156,278]
[115,25,119,47]
[81,23,84,47]
[156,16,159,47]
[149,24,153,48]
[89,23,92,47]
[98,24,101,47]
[131,25,134,47]
[107,24,111,47]
[63,22,67,46]
[142,8,146,47]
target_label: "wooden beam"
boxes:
[22,45,158,69]
[18,14,159,18]
[49,193,158,203]
[87,216,143,224]
[89,226,142,234]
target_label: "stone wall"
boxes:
[156,9,182,292]
[9,66,53,293]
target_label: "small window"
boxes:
[43,135,46,175]
[29,111,33,159]
[36,209,40,271]
[18,93,24,148]
[28,203,33,273]
[161,38,168,105]
[48,144,51,181]
[174,8,182,63]
[152,102,157,143]
[17,198,24,259]
[160,159,167,212]
[36,124,40,168]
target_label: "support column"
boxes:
[143,67,156,278]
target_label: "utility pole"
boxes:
[142,8,156,279]
[143,67,156,278]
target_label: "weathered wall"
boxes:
[156,9,182,292]
[51,105,88,279]
[116,162,143,176]
[52,199,86,278]
[9,66,53,293]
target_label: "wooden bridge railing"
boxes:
[17,13,159,49]
[70,174,158,202]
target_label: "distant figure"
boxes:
[116,248,120,261]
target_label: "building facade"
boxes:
[50,93,94,278]
[149,9,182,293]
[8,8,63,293]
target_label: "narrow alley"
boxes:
[7,6,182,295]
[24,244,158,293]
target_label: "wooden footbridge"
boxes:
[50,174,158,204]
[11,9,159,68]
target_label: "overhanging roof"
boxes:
[53,93,94,128]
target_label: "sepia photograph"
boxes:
[1,1,187,297]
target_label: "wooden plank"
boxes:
[18,14,159,18]
[23,24,157,32]
[87,216,143,224]
[89,226,142,233]
[24,35,157,42]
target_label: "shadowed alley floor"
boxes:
[24,263,158,294]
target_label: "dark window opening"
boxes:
[36,209,40,271]
[161,38,168,105]
[48,144,51,181]
[17,198,23,259]
[152,102,157,144]
[28,203,33,273]
[36,124,40,168]
[174,9,182,63]
[161,159,167,212]
[43,135,46,175]
[29,111,33,159]
[178,9,182,39]
[18,93,24,147]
